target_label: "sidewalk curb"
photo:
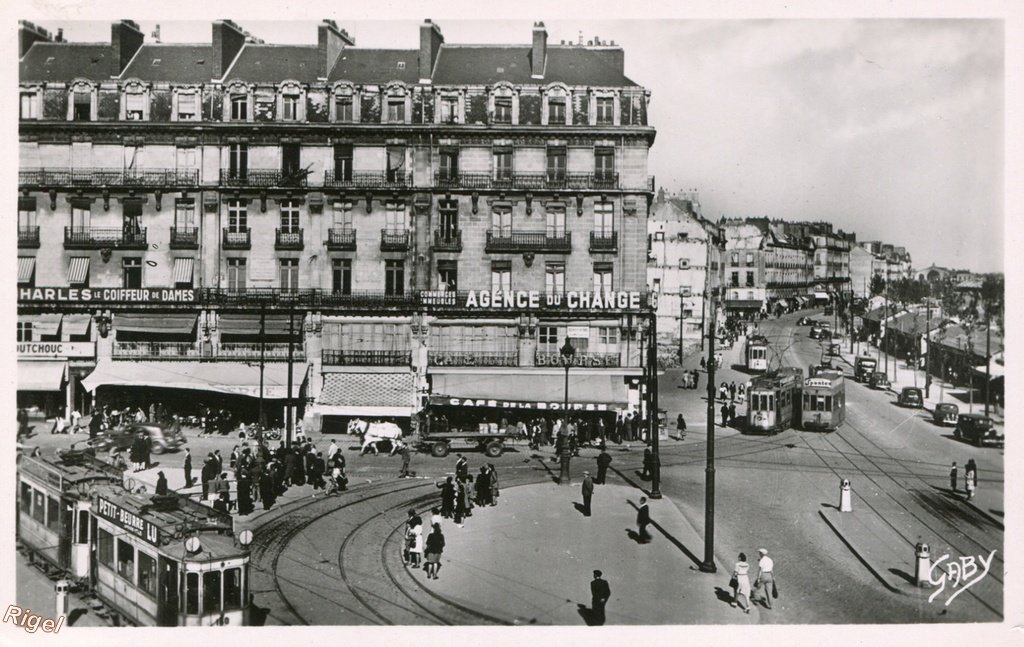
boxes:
[818,510,902,595]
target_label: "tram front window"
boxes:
[224,567,242,610]
[824,396,832,412]
[203,571,221,614]
[185,572,199,614]
[32,491,45,524]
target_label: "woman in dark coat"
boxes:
[487,464,499,505]
[259,470,276,510]
[237,472,253,515]
[424,523,445,580]
[437,476,456,518]
[475,466,491,506]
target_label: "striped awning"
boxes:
[68,257,90,284]
[63,314,92,336]
[18,257,36,284]
[18,360,68,392]
[113,313,197,334]
[172,257,194,285]
[21,314,63,337]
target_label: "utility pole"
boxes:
[700,292,717,573]
[924,284,932,398]
[649,312,662,499]
[984,317,991,417]
[285,310,295,448]
[258,308,266,429]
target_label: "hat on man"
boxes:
[584,470,590,475]
[758,548,768,555]
[593,570,603,578]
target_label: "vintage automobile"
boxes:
[954,414,1003,447]
[897,387,924,409]
[932,402,960,427]
[89,423,187,455]
[868,371,891,390]
[797,317,816,326]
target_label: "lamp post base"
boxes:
[649,489,663,499]
[698,560,717,574]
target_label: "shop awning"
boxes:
[972,363,1005,379]
[318,372,417,417]
[219,313,298,336]
[724,300,763,309]
[814,291,830,300]
[172,257,194,285]
[18,360,68,391]
[63,314,92,336]
[18,257,36,283]
[777,299,789,308]
[429,371,628,411]
[67,257,90,284]
[22,314,63,337]
[81,360,304,399]
[113,313,197,334]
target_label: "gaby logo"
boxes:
[928,549,997,606]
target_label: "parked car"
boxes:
[810,326,825,340]
[954,414,1003,447]
[868,372,890,390]
[897,387,924,408]
[932,403,959,427]
[797,317,815,326]
[92,423,187,454]
[854,356,878,382]
[820,321,832,329]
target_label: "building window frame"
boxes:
[227,258,247,291]
[491,260,512,293]
[332,258,352,295]
[331,83,359,122]
[68,81,97,122]
[122,257,143,289]
[545,262,565,296]
[385,259,405,296]
[20,88,41,120]
[490,83,517,125]
[279,258,299,293]
[172,87,201,122]
[121,80,150,121]
[593,263,614,292]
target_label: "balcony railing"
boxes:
[322,349,411,366]
[589,231,618,253]
[219,169,309,188]
[535,350,621,368]
[434,171,494,190]
[324,170,412,190]
[170,226,199,249]
[112,341,200,361]
[317,291,415,309]
[19,167,199,188]
[219,342,304,362]
[428,351,518,367]
[64,226,147,249]
[326,227,357,251]
[434,172,623,191]
[275,228,304,250]
[485,231,572,254]
[432,229,462,252]
[18,226,40,248]
[222,228,251,249]
[201,288,319,308]
[380,229,411,252]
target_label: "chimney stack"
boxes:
[19,20,53,58]
[419,19,444,82]
[212,20,248,80]
[110,20,144,76]
[318,19,355,79]
[531,21,547,79]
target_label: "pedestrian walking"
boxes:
[590,570,610,625]
[217,472,231,509]
[731,553,752,613]
[237,472,253,515]
[88,410,102,440]
[728,402,737,426]
[259,470,275,510]
[455,454,468,482]
[755,548,776,609]
[142,432,153,469]
[949,461,958,492]
[692,369,700,391]
[676,414,687,439]
[487,463,499,505]
[721,403,730,427]
[581,471,594,516]
[155,471,168,496]
[436,476,456,518]
[965,459,978,487]
[183,448,193,488]
[636,497,651,543]
[328,439,340,463]
[965,468,976,500]
[408,521,424,568]
[641,446,654,480]
[700,356,707,371]
[596,448,612,484]
[475,466,491,505]
[424,523,445,580]
[397,441,412,478]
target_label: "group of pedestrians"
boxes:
[434,454,500,527]
[949,458,980,501]
[403,508,448,580]
[730,548,778,614]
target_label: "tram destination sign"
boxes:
[19,287,197,304]
[95,497,161,545]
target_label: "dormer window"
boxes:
[331,83,359,122]
[596,97,614,125]
[68,82,96,122]
[382,84,410,124]
[229,89,250,121]
[125,92,145,120]
[387,99,406,123]
[542,85,571,126]
[335,95,353,121]
[175,91,199,121]
[20,91,40,120]
[282,94,299,121]
[548,97,565,124]
[439,96,459,124]
[278,82,305,122]
[493,97,512,124]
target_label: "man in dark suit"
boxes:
[636,497,651,543]
[581,471,594,516]
[595,449,612,484]
[183,448,193,487]
[590,570,610,625]
[455,454,468,482]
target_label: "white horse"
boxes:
[347,418,368,436]
[360,422,403,456]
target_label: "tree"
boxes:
[870,274,886,296]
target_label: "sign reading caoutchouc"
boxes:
[17,342,95,358]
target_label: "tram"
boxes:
[744,334,770,372]
[17,449,251,627]
[747,367,803,434]
[800,369,846,432]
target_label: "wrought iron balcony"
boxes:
[324,170,412,190]
[170,226,199,249]
[275,228,304,250]
[18,226,40,248]
[222,228,251,250]
[64,226,147,249]
[380,229,411,252]
[19,167,199,188]
[219,342,304,362]
[589,231,618,253]
[485,231,572,254]
[433,171,492,190]
[428,350,518,367]
[318,291,416,309]
[112,341,200,361]
[326,227,357,251]
[432,172,624,191]
[200,287,319,308]
[219,168,309,188]
[322,349,411,367]
[432,229,462,252]
[535,350,621,368]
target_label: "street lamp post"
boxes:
[559,338,576,486]
[648,312,662,499]
[700,290,718,574]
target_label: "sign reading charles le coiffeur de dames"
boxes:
[19,287,197,303]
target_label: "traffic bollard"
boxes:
[55,579,70,618]
[914,542,932,587]
[839,478,853,512]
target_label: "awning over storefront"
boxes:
[814,292,830,300]
[113,313,198,334]
[724,300,763,309]
[18,360,68,391]
[21,314,63,337]
[318,372,417,417]
[777,299,790,308]
[81,360,303,398]
[219,313,298,336]
[67,257,90,284]
[972,363,1005,379]
[62,314,92,336]
[172,257,194,285]
[428,371,629,412]
[18,257,36,283]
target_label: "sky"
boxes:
[28,17,1006,273]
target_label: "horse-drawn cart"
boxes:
[417,431,509,458]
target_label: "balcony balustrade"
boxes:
[432,229,462,252]
[18,226,40,248]
[322,349,411,366]
[434,171,623,191]
[275,228,304,250]
[112,341,200,361]
[589,231,618,253]
[485,231,571,254]
[324,170,412,190]
[19,167,199,188]
[170,226,199,249]
[222,228,251,250]
[380,229,411,252]
[326,227,357,251]
[219,168,309,188]
[428,350,518,367]
[219,342,304,361]
[64,226,147,249]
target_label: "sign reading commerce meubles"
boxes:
[454,290,643,310]
[19,287,197,303]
